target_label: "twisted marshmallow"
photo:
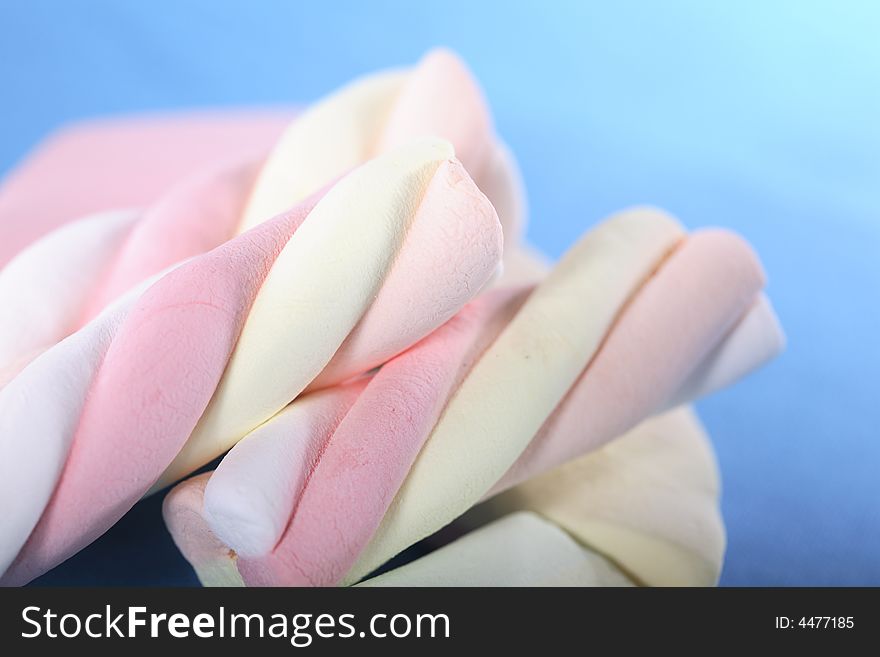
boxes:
[162,207,783,586]
[0,139,502,584]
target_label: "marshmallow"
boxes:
[1,140,501,584]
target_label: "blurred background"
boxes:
[1,0,877,585]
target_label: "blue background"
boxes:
[1,1,878,586]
